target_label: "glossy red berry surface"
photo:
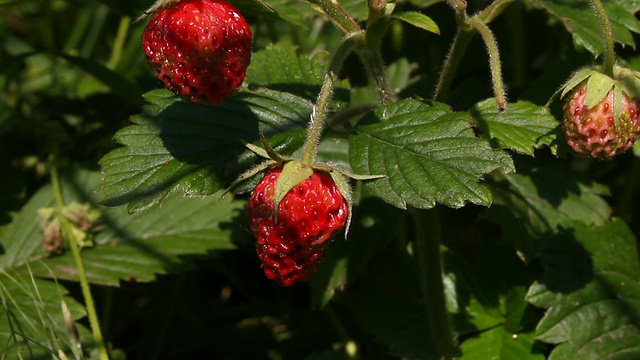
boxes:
[563,82,640,159]
[141,0,252,104]
[247,168,348,286]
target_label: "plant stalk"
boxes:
[301,32,364,165]
[410,207,457,359]
[317,0,361,34]
[50,155,110,360]
[358,45,395,105]
[589,0,614,77]
[468,17,507,111]
[433,28,474,103]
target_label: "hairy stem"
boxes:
[358,45,395,105]
[476,0,515,23]
[411,207,457,359]
[433,28,474,103]
[301,32,364,165]
[317,0,361,34]
[589,0,614,77]
[50,155,110,360]
[469,17,507,112]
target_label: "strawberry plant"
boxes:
[2,0,640,359]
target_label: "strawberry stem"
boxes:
[468,17,507,112]
[316,0,361,34]
[433,29,474,103]
[589,0,614,77]
[50,154,110,360]
[411,207,458,359]
[359,45,396,105]
[435,2,510,112]
[301,32,364,165]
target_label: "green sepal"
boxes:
[615,65,640,98]
[584,72,615,109]
[260,133,291,162]
[559,67,594,100]
[312,163,386,181]
[274,161,314,222]
[134,0,179,23]
[221,158,278,198]
[328,170,353,238]
[224,136,293,197]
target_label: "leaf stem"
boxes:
[358,45,395,105]
[49,155,110,360]
[316,0,361,34]
[410,207,457,359]
[301,32,364,165]
[433,28,474,103]
[468,17,507,112]
[589,0,614,77]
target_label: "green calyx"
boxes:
[227,136,384,237]
[550,65,640,118]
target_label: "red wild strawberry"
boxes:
[563,81,640,159]
[247,168,348,286]
[141,0,252,104]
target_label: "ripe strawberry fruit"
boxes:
[247,168,348,286]
[563,81,640,159]
[141,0,252,104]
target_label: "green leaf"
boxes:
[471,99,561,155]
[245,43,350,108]
[529,0,640,55]
[460,328,544,360]
[349,100,515,210]
[0,272,90,358]
[526,219,640,359]
[0,167,244,286]
[488,156,611,262]
[98,88,309,212]
[393,11,440,34]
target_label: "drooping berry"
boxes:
[141,0,252,104]
[247,168,348,286]
[563,81,640,159]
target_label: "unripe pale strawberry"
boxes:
[247,168,348,286]
[563,81,640,159]
[141,0,252,104]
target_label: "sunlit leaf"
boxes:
[349,100,514,210]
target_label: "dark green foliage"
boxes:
[1,0,640,359]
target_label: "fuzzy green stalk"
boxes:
[445,0,469,26]
[411,207,457,359]
[317,0,361,34]
[50,155,110,360]
[358,45,396,105]
[301,32,364,165]
[469,17,507,112]
[107,16,131,70]
[589,0,615,77]
[433,28,474,103]
[476,0,515,23]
